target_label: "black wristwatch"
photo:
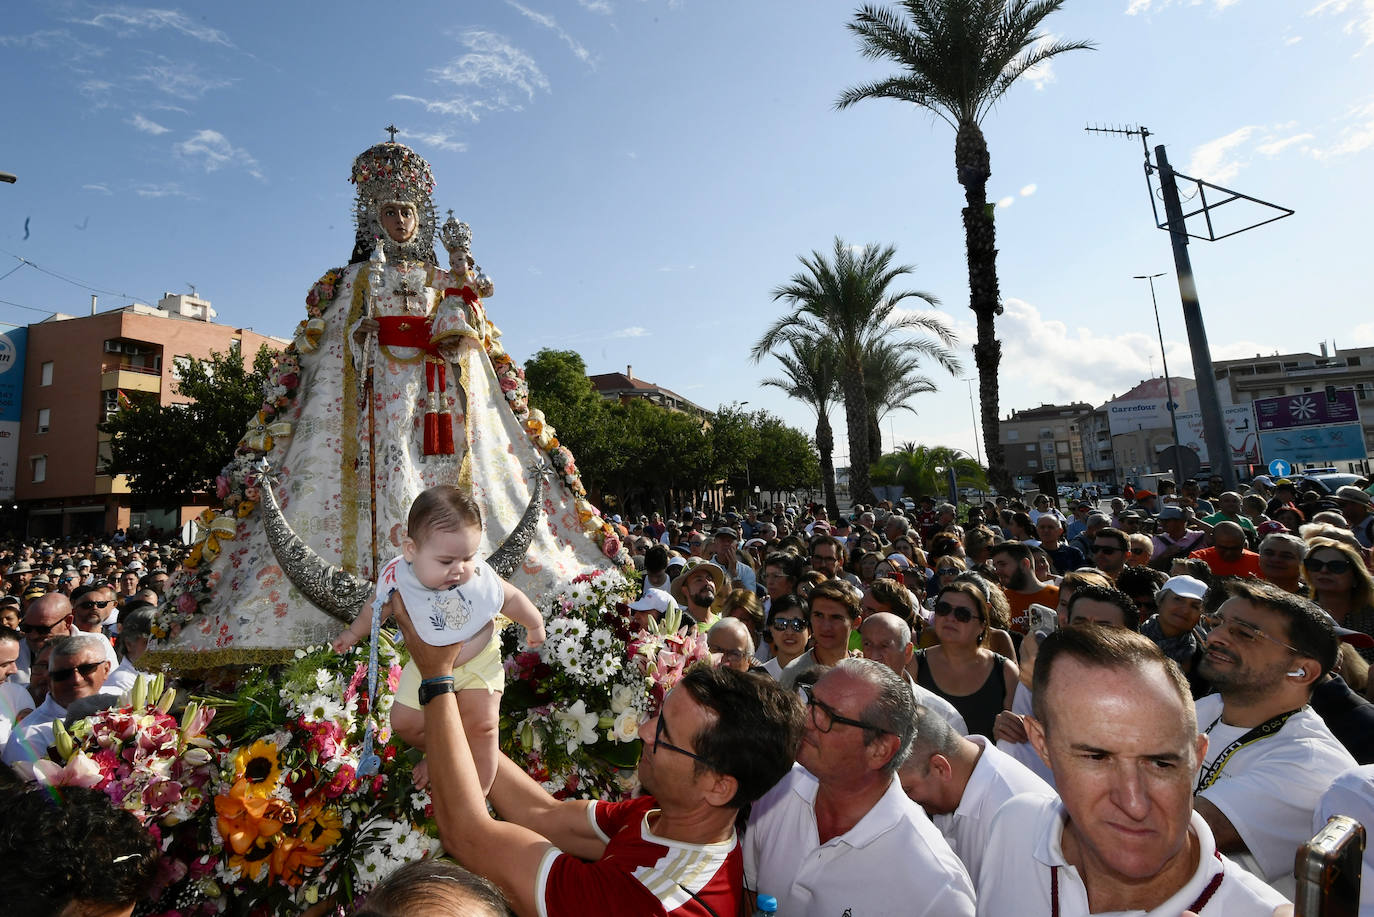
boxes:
[418,680,456,706]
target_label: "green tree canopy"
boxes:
[102,345,276,503]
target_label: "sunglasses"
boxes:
[1201,612,1301,655]
[1091,545,1123,555]
[1304,557,1353,575]
[50,661,106,683]
[20,621,60,635]
[933,601,984,624]
[801,684,892,735]
[771,617,807,632]
[76,599,116,610]
[1129,548,1151,555]
[936,567,961,576]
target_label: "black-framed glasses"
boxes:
[20,621,59,635]
[652,713,715,769]
[936,567,960,576]
[1092,545,1123,555]
[933,601,984,624]
[50,661,106,683]
[76,599,115,610]
[710,646,748,664]
[770,617,807,632]
[801,684,892,735]
[1201,612,1302,655]
[1305,557,1353,575]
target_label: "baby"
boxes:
[334,485,546,791]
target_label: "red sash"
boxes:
[374,315,454,456]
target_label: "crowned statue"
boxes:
[146,134,625,669]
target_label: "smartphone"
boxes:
[1027,603,1058,635]
[1294,814,1364,917]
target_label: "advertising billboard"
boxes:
[0,326,27,500]
[1107,399,1173,437]
[1253,391,1367,465]
[1174,405,1260,465]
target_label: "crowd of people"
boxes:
[5,474,1374,915]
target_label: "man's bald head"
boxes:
[860,611,914,676]
[21,592,73,652]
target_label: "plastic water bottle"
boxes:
[752,894,778,916]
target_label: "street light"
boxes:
[1134,273,1185,485]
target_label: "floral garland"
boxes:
[157,264,628,639]
[21,645,438,915]
[500,570,711,799]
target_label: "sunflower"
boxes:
[297,799,344,852]
[231,739,283,796]
[271,835,325,887]
[215,777,296,881]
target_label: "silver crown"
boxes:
[440,210,472,254]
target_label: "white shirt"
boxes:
[3,693,66,766]
[103,656,140,697]
[903,670,969,735]
[1315,764,1374,917]
[375,555,503,646]
[934,736,1053,881]
[0,680,34,747]
[997,681,1056,788]
[1194,694,1357,898]
[744,764,976,917]
[977,794,1288,916]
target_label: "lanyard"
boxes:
[1051,851,1224,916]
[1194,709,1299,793]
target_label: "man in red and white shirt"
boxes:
[389,591,805,917]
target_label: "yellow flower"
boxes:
[297,799,343,852]
[236,500,256,518]
[294,318,327,354]
[231,739,283,796]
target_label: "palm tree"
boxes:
[872,443,986,500]
[837,1,1093,494]
[754,238,954,506]
[862,336,961,462]
[760,336,843,518]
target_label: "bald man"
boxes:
[860,612,968,734]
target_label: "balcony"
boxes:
[101,363,162,394]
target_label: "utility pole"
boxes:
[1087,123,1293,491]
[1135,272,1185,486]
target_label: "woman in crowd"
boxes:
[852,550,880,585]
[1008,512,1037,542]
[1274,503,1306,534]
[931,555,967,600]
[890,535,918,566]
[760,594,811,679]
[1305,538,1374,662]
[908,580,1018,738]
[1126,533,1154,567]
[962,526,998,568]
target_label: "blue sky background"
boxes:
[2,0,1373,468]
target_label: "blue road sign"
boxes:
[1269,459,1291,477]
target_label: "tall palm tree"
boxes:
[754,238,954,506]
[862,336,961,461]
[760,336,843,518]
[837,0,1093,494]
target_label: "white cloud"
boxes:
[1311,96,1374,158]
[611,326,649,338]
[174,129,262,179]
[128,113,169,134]
[0,28,106,59]
[1020,184,1038,197]
[997,196,1015,208]
[578,0,613,12]
[82,183,112,194]
[1255,132,1314,155]
[394,30,549,123]
[1309,0,1374,53]
[1126,0,1244,13]
[133,60,233,100]
[1186,125,1258,182]
[76,8,232,46]
[135,182,191,198]
[505,1,594,64]
[1285,35,1304,44]
[1020,34,1059,90]
[974,298,1282,407]
[398,129,468,153]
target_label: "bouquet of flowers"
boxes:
[500,570,712,800]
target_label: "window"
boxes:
[36,408,49,434]
[1057,441,1070,454]
[31,456,46,484]
[40,361,53,386]
[1006,430,1019,441]
[172,355,192,381]
[1027,459,1038,469]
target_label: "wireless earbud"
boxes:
[1287,668,1307,678]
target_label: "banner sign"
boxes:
[1174,405,1260,464]
[1253,391,1359,430]
[1259,424,1367,464]
[0,327,27,500]
[1107,399,1173,436]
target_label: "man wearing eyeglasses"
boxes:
[4,632,111,766]
[745,658,975,916]
[1193,579,1355,897]
[386,592,805,917]
[12,592,75,685]
[70,584,121,666]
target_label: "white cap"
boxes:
[1160,575,1208,601]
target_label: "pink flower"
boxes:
[176,592,199,614]
[243,485,261,501]
[278,372,299,389]
[305,288,320,308]
[388,663,402,692]
[499,375,518,392]
[215,475,231,499]
[28,754,104,789]
[601,535,622,559]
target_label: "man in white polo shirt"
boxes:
[898,703,1050,880]
[744,658,975,916]
[1193,578,1357,899]
[979,625,1288,916]
[859,611,968,734]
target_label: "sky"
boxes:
[2,0,1373,471]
